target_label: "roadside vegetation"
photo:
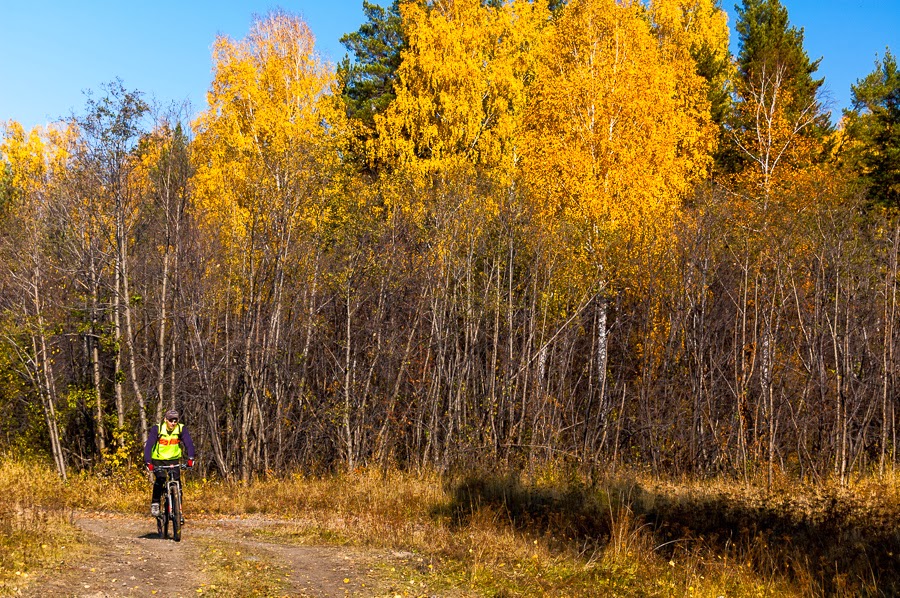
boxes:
[3,456,899,597]
[0,459,81,595]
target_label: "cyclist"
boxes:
[144,408,195,516]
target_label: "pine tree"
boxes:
[338,0,404,130]
[337,1,404,173]
[844,49,900,208]
[735,0,827,129]
[718,0,829,173]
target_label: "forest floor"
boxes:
[15,510,448,597]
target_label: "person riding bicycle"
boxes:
[144,408,195,516]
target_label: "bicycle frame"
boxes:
[155,463,186,542]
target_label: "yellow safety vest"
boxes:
[151,422,184,460]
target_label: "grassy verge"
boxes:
[0,458,83,596]
[5,457,900,596]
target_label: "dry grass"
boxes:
[5,457,900,596]
[181,469,813,596]
[0,458,82,596]
[628,472,900,596]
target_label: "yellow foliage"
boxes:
[649,0,731,69]
[191,11,349,305]
[1,121,73,200]
[376,0,547,182]
[736,86,819,186]
[370,0,723,317]
[192,11,345,247]
[519,0,718,284]
[1,122,78,264]
[371,0,552,276]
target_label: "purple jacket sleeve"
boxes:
[181,426,196,460]
[144,425,159,463]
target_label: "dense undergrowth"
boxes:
[3,456,900,596]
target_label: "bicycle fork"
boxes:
[168,481,184,523]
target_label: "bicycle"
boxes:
[154,463,188,542]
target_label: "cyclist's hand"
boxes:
[146,463,154,472]
[187,459,194,468]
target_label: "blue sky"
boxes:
[1,0,898,131]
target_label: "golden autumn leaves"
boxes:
[4,0,730,279]
[369,0,727,294]
[193,12,345,260]
[374,0,727,226]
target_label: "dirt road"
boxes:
[19,512,408,598]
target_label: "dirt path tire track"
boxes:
[20,512,396,598]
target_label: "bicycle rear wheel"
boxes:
[171,491,182,542]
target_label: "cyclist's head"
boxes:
[164,409,180,427]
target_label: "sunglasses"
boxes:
[166,418,179,423]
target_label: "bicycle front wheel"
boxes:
[159,497,170,539]
[171,491,182,542]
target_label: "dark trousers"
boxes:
[151,458,180,504]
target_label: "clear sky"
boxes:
[1,0,898,131]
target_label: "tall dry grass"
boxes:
[179,468,810,596]
[0,457,81,595]
[6,457,900,596]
